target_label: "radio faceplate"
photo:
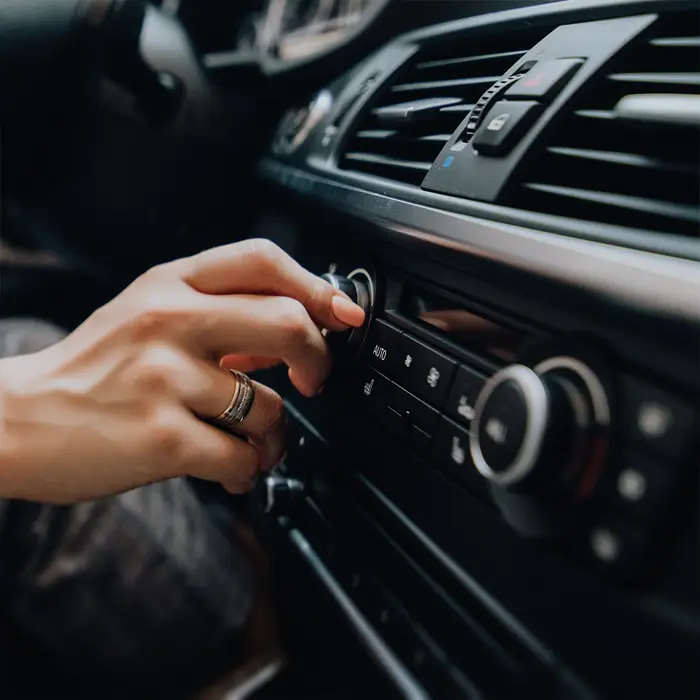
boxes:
[329,266,698,587]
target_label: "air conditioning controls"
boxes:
[469,355,613,541]
[470,362,601,493]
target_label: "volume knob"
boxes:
[321,270,373,356]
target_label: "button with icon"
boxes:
[605,450,680,522]
[352,367,388,416]
[446,365,487,426]
[472,100,542,156]
[390,334,456,409]
[581,518,648,581]
[365,319,404,378]
[621,377,694,461]
[434,417,488,496]
[505,58,583,101]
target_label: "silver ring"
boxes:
[213,370,255,433]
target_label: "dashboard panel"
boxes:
[247,1,699,698]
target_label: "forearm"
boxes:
[0,320,67,502]
[0,353,35,502]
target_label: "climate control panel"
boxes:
[339,305,696,586]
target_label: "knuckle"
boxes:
[131,304,188,341]
[146,409,186,462]
[134,345,185,392]
[141,262,174,282]
[312,275,333,308]
[247,238,283,275]
[277,298,311,345]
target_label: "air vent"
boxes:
[339,28,549,185]
[510,10,700,238]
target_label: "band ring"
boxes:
[213,370,256,433]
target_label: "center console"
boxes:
[246,2,699,698]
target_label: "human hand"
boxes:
[0,239,364,503]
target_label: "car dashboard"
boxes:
[226,1,700,698]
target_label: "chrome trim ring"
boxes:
[470,364,549,487]
[534,356,610,426]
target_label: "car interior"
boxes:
[1,0,698,697]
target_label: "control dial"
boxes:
[321,269,374,356]
[261,474,304,515]
[470,359,610,498]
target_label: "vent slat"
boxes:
[440,104,476,113]
[609,72,700,86]
[650,37,700,48]
[416,50,527,70]
[344,152,432,172]
[523,183,700,224]
[392,76,500,93]
[546,146,697,176]
[510,9,700,239]
[372,97,462,122]
[356,130,397,139]
[574,109,617,120]
[340,26,550,185]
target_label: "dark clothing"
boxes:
[0,318,253,697]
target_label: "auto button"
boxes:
[365,320,404,378]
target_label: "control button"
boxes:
[365,320,404,377]
[434,417,488,496]
[472,100,542,156]
[621,377,695,461]
[351,367,389,415]
[477,380,529,475]
[391,335,456,408]
[606,451,679,521]
[445,365,487,426]
[582,519,648,580]
[385,381,440,439]
[505,59,583,101]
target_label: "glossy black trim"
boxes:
[260,159,700,323]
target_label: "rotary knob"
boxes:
[469,361,610,496]
[261,474,305,515]
[321,270,374,356]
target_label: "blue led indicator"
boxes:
[442,155,454,168]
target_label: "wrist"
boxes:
[0,353,36,499]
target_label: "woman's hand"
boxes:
[0,239,365,503]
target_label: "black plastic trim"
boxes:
[260,158,700,324]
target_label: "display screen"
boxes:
[400,287,523,362]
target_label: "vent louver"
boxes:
[339,28,549,185]
[510,10,700,238]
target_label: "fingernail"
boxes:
[331,295,365,326]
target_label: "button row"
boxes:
[359,319,491,496]
[353,364,488,498]
[580,376,695,580]
[472,58,583,156]
[365,319,457,408]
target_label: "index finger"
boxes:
[180,239,365,332]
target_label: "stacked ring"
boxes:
[213,370,256,433]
